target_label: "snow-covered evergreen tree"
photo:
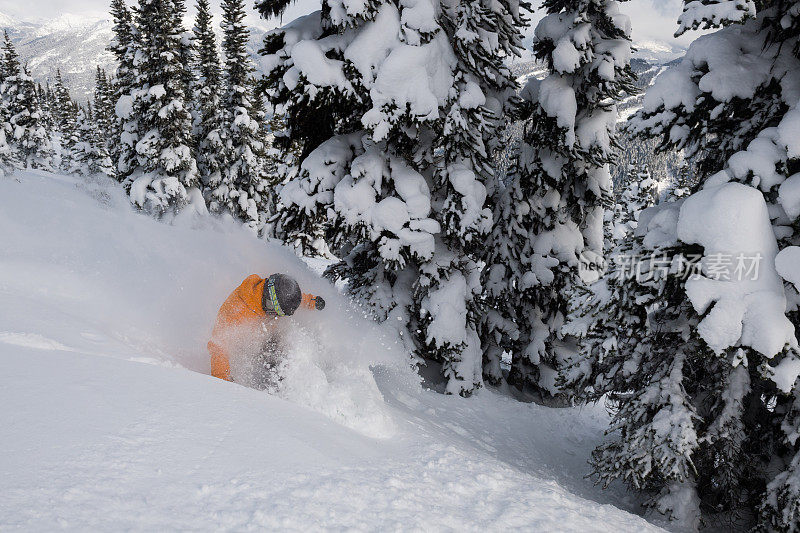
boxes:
[0,31,18,175]
[192,0,226,211]
[585,2,800,527]
[1,33,54,172]
[53,71,79,173]
[219,0,269,232]
[10,66,55,171]
[414,0,529,394]
[251,88,282,236]
[36,83,54,133]
[483,0,634,398]
[108,0,140,183]
[259,0,528,394]
[68,74,116,178]
[264,109,300,179]
[93,67,115,148]
[480,149,557,385]
[613,167,657,239]
[675,0,756,35]
[0,120,13,176]
[127,0,200,215]
[68,107,96,176]
[44,83,57,118]
[172,0,196,100]
[757,384,800,531]
[560,169,658,404]
[52,70,74,133]
[264,108,309,247]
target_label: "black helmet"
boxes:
[263,274,302,316]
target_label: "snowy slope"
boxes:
[0,171,667,531]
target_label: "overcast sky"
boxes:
[0,0,695,47]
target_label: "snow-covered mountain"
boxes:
[0,11,267,102]
[633,39,686,63]
[0,13,116,101]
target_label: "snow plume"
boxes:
[255,311,398,438]
[0,163,670,530]
[0,172,408,438]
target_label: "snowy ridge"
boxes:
[633,39,686,63]
[35,13,103,35]
[0,11,267,102]
[0,11,17,27]
[0,171,666,531]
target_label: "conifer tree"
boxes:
[192,0,225,209]
[615,167,657,237]
[561,169,658,400]
[52,70,74,132]
[0,31,18,83]
[759,390,800,531]
[68,68,117,179]
[219,0,269,231]
[480,149,558,385]
[10,66,56,171]
[42,83,57,136]
[108,0,140,182]
[45,83,56,112]
[0,32,18,175]
[53,71,79,172]
[93,67,115,146]
[482,0,635,398]
[0,33,54,171]
[251,88,280,235]
[68,107,94,176]
[71,105,116,178]
[265,108,309,247]
[0,116,12,177]
[259,0,527,394]
[578,2,800,527]
[173,0,196,93]
[676,0,756,35]
[127,0,200,214]
[36,83,54,132]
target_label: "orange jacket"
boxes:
[209,274,318,381]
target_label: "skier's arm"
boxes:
[301,293,325,310]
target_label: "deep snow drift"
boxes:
[0,171,665,531]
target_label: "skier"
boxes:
[208,273,325,384]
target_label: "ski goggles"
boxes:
[266,277,286,316]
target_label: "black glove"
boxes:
[314,296,326,311]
